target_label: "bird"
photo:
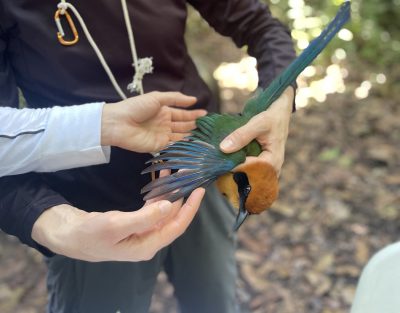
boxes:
[141,2,351,230]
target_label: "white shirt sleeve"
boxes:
[0,103,111,177]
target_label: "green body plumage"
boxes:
[192,113,262,164]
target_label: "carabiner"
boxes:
[54,8,79,46]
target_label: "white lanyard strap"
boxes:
[55,0,153,99]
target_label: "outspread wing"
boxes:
[141,139,238,202]
[141,112,248,202]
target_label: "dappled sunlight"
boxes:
[338,28,354,41]
[213,56,348,109]
[376,73,387,84]
[354,81,372,99]
[213,57,258,92]
[211,0,393,110]
[212,0,357,109]
[213,54,388,108]
[296,64,346,107]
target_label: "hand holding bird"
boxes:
[220,86,294,176]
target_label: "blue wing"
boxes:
[142,113,246,202]
[141,139,238,202]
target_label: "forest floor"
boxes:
[1,88,399,313]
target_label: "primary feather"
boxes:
[142,2,351,202]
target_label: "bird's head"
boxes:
[216,160,279,230]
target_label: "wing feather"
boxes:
[141,139,238,201]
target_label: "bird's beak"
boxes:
[232,172,251,231]
[233,203,249,231]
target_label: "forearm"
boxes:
[0,103,110,177]
[0,173,69,256]
[31,204,84,257]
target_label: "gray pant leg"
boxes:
[164,185,240,313]
[46,252,164,313]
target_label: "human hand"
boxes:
[219,87,294,175]
[101,91,206,153]
[31,188,205,262]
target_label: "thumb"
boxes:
[110,200,173,240]
[153,91,197,108]
[219,124,260,153]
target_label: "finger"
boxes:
[171,121,197,133]
[144,169,171,205]
[219,121,265,153]
[108,200,173,240]
[132,188,205,257]
[257,146,285,176]
[160,197,184,225]
[265,142,285,174]
[153,188,205,245]
[238,133,285,175]
[171,108,207,122]
[131,92,197,123]
[153,91,197,108]
[159,169,171,178]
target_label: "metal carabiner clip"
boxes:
[54,8,79,46]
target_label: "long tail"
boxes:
[243,1,351,116]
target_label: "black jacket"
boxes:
[0,0,296,255]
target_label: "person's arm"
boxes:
[188,0,296,173]
[0,173,70,256]
[0,103,110,177]
[1,14,62,255]
[31,188,205,262]
[0,170,206,261]
[0,91,205,177]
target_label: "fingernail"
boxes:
[159,201,172,214]
[220,138,233,151]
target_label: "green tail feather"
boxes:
[243,1,351,116]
